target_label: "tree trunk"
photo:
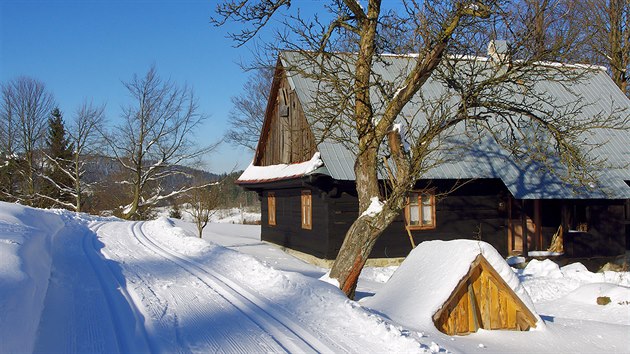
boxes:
[74,155,81,213]
[608,0,628,95]
[197,224,203,238]
[330,205,400,299]
[124,184,141,220]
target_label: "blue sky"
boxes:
[0,0,268,173]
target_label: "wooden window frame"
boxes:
[267,193,276,226]
[404,190,436,230]
[301,190,312,230]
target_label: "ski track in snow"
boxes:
[101,221,280,353]
[94,220,338,353]
[128,221,336,353]
[32,221,149,353]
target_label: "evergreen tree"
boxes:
[0,154,26,202]
[41,107,74,208]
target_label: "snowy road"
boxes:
[80,220,332,353]
[130,221,334,353]
[21,214,420,354]
[33,221,149,353]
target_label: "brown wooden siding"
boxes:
[257,71,317,166]
[258,178,628,260]
[261,187,330,258]
[324,180,509,259]
[562,200,627,257]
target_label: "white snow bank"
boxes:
[0,202,65,353]
[143,217,214,257]
[319,271,340,287]
[156,206,261,225]
[209,208,261,224]
[518,260,630,303]
[564,283,630,306]
[360,266,398,284]
[506,256,526,266]
[237,152,323,182]
[363,240,542,331]
[521,259,563,278]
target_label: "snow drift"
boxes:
[0,202,65,353]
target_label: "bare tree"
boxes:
[226,67,273,150]
[69,101,106,212]
[41,101,106,212]
[577,0,630,96]
[186,184,220,238]
[102,66,218,219]
[513,0,585,60]
[215,0,630,298]
[0,80,19,199]
[0,77,55,204]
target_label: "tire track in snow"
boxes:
[132,221,336,354]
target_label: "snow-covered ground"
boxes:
[1,202,629,353]
[156,206,261,225]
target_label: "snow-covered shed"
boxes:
[363,240,542,335]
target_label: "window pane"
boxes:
[422,204,433,225]
[409,192,419,206]
[409,205,420,225]
[421,195,431,205]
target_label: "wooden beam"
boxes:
[521,199,528,254]
[534,199,542,250]
[507,194,513,254]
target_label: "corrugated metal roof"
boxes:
[281,52,630,199]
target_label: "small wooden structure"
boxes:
[433,254,538,335]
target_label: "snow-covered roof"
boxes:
[237,152,324,184]
[363,240,543,331]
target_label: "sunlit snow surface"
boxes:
[1,201,629,353]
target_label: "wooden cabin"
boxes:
[237,51,630,262]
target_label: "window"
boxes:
[267,193,276,226]
[405,191,436,230]
[301,190,312,230]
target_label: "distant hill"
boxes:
[83,155,222,192]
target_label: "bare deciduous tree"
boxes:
[102,66,218,219]
[577,0,630,96]
[215,0,630,298]
[514,0,585,60]
[0,80,19,199]
[186,184,220,238]
[226,67,273,151]
[0,77,55,204]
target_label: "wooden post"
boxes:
[507,195,513,254]
[521,199,528,255]
[534,199,541,250]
